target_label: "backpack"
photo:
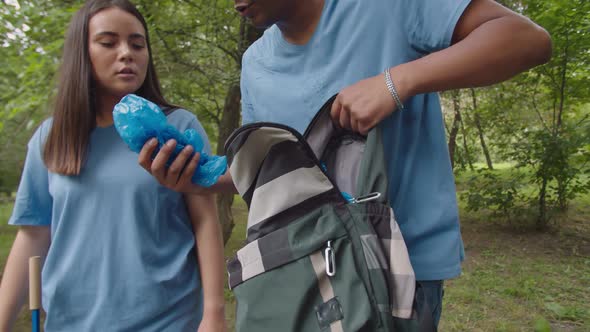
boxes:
[225,96,431,331]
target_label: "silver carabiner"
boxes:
[325,241,336,277]
[352,192,382,204]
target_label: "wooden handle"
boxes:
[29,256,41,310]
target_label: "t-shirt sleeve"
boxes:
[399,0,472,52]
[9,121,52,226]
[167,109,213,155]
[188,116,212,156]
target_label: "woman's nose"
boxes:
[118,43,133,62]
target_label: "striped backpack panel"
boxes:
[225,122,344,242]
[225,96,421,331]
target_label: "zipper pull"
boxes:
[352,192,381,204]
[325,241,336,277]
[341,191,355,203]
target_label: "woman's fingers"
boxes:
[165,145,194,185]
[137,138,207,193]
[138,138,158,172]
[176,152,201,188]
[149,139,176,182]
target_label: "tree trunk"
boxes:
[460,113,474,171]
[448,90,462,169]
[555,36,569,211]
[470,89,493,170]
[216,20,262,245]
[537,175,549,230]
[216,84,241,244]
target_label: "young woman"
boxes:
[0,1,226,331]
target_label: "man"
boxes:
[140,0,551,327]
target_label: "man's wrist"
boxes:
[384,68,405,110]
[388,64,415,103]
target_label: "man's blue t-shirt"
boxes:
[240,0,471,280]
[9,110,210,331]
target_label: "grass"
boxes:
[440,209,590,331]
[1,189,589,331]
[443,167,590,331]
[0,203,15,271]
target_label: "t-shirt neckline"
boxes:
[275,0,330,51]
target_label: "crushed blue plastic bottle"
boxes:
[113,94,227,187]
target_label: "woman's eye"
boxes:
[99,42,115,47]
[132,44,146,50]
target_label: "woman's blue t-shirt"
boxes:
[9,109,209,331]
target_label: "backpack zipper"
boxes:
[224,122,348,203]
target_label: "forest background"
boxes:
[0,0,588,330]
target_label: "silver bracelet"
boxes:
[384,68,405,111]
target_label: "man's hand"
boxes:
[330,71,405,135]
[138,138,207,194]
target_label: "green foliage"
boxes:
[508,0,590,226]
[450,0,590,228]
[462,169,527,222]
[508,122,589,217]
[1,0,587,232]
[0,1,76,120]
[0,1,80,193]
[135,0,244,141]
[0,0,247,192]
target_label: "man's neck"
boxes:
[277,0,324,45]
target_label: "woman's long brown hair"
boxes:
[43,0,175,175]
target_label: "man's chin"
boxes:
[247,16,274,29]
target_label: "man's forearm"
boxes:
[210,171,238,195]
[194,217,226,318]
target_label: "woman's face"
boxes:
[88,7,148,101]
